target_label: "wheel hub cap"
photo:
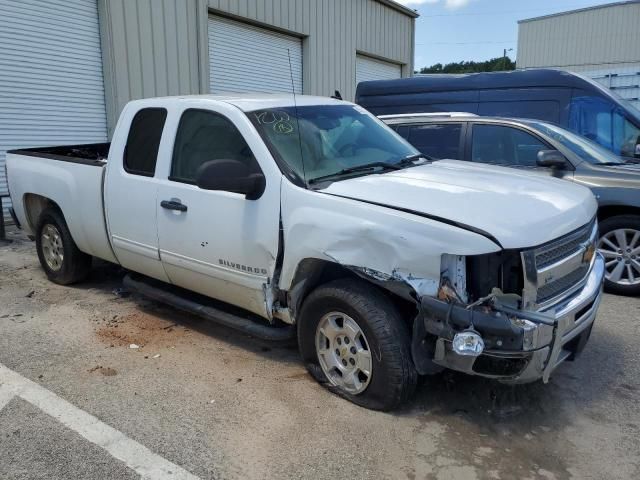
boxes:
[41,224,64,271]
[315,312,372,395]
[598,228,640,286]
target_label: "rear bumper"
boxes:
[415,253,605,383]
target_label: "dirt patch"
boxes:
[88,366,117,376]
[95,311,189,348]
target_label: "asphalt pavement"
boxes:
[1,227,639,480]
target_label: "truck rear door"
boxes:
[104,107,170,283]
[155,104,281,319]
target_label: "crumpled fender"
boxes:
[279,181,501,299]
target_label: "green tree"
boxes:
[416,56,515,74]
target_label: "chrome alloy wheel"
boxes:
[315,312,372,395]
[598,228,640,286]
[41,224,64,271]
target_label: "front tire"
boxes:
[35,208,92,285]
[298,279,417,411]
[598,215,640,296]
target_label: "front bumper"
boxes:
[415,253,605,383]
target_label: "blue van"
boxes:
[356,69,640,160]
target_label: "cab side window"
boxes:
[471,124,548,167]
[171,109,258,184]
[404,123,463,159]
[124,108,167,176]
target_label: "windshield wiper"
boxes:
[308,162,402,185]
[398,153,433,164]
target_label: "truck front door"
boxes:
[155,105,281,319]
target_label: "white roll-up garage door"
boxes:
[0,0,108,222]
[208,15,303,95]
[356,54,402,86]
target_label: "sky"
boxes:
[395,0,624,69]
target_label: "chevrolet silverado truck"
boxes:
[6,95,605,410]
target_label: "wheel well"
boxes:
[23,194,61,232]
[598,205,640,222]
[287,259,418,323]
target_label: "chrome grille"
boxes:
[536,264,590,304]
[521,219,598,309]
[535,220,596,269]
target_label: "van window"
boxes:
[124,108,167,176]
[401,123,463,159]
[471,124,548,167]
[478,101,560,123]
[570,95,640,156]
[171,109,258,184]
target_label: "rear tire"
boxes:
[598,215,640,296]
[298,279,417,411]
[35,208,92,285]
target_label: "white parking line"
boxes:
[0,363,200,480]
[0,384,14,411]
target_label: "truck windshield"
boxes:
[248,104,420,184]
[526,121,626,165]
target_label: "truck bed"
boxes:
[8,143,110,166]
[6,143,117,264]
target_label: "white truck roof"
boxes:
[125,94,347,112]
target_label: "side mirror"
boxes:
[536,150,568,169]
[196,159,265,200]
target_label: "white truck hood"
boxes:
[323,160,597,249]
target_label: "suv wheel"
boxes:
[298,279,417,411]
[597,215,640,296]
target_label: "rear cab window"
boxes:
[124,108,168,176]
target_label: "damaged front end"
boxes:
[413,222,605,384]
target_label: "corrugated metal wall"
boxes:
[517,1,640,70]
[97,0,204,134]
[99,0,415,133]
[206,0,415,101]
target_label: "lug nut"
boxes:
[350,347,357,354]
[342,359,348,367]
[344,337,350,345]
[349,358,356,366]
[335,349,340,356]
[337,337,342,345]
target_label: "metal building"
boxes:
[517,1,640,109]
[0,0,417,220]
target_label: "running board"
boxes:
[123,274,295,342]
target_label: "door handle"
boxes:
[161,200,188,212]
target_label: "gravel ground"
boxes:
[1,227,639,480]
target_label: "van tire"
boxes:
[598,215,640,296]
[35,208,92,285]
[298,279,417,411]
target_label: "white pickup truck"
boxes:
[7,95,604,410]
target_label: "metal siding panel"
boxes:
[208,15,303,94]
[206,0,414,100]
[100,0,200,126]
[518,3,640,69]
[150,0,169,96]
[0,0,108,220]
